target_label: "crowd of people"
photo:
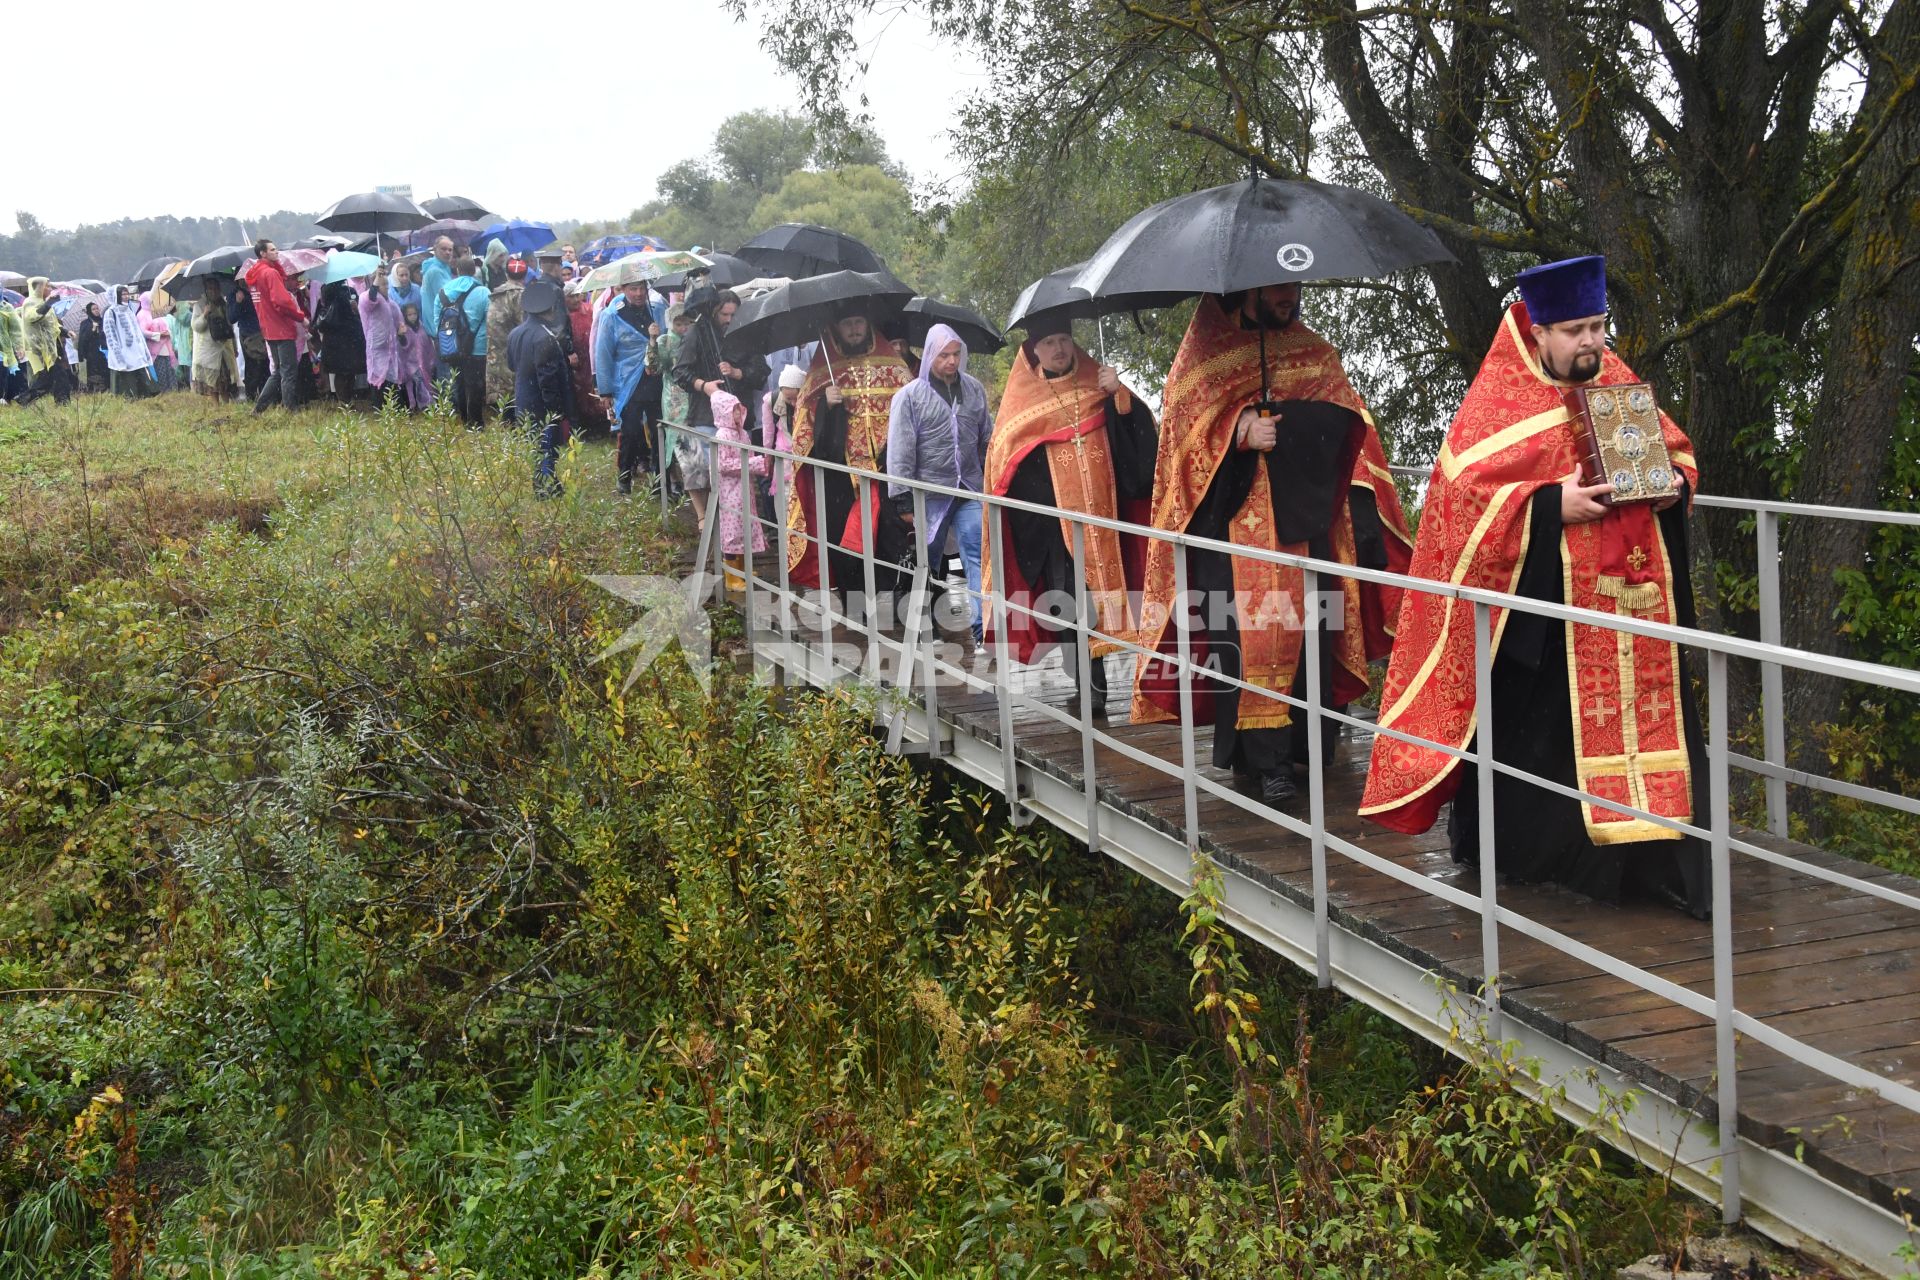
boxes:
[0,231,1711,918]
[0,236,598,422]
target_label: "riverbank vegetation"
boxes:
[2,394,1725,1277]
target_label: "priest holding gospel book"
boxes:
[1359,256,1711,918]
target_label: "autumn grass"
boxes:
[0,393,1726,1279]
[0,391,637,631]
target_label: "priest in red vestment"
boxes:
[982,318,1156,713]
[784,304,913,592]
[1132,285,1413,807]
[1359,255,1709,916]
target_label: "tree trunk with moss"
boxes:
[1779,0,1920,810]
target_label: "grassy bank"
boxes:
[0,393,1709,1277]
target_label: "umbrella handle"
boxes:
[1097,317,1132,414]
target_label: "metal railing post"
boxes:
[1071,519,1101,854]
[737,434,757,676]
[1472,601,1503,1039]
[659,420,672,525]
[987,497,1021,817]
[916,487,941,753]
[689,462,721,607]
[709,438,726,601]
[1710,648,1742,1223]
[860,472,881,681]
[813,465,833,684]
[1304,567,1330,988]
[773,451,794,688]
[1756,511,1788,837]
[1173,544,1200,852]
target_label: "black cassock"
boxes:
[1001,389,1157,700]
[812,399,912,598]
[1180,400,1390,777]
[1448,486,1711,918]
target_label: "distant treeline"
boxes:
[0,211,329,286]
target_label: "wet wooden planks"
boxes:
[907,651,1920,1216]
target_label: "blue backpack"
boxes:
[437,282,476,358]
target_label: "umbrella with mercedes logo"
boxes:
[1073,176,1451,301]
[1071,176,1452,397]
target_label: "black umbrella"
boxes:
[902,296,1004,354]
[182,244,255,277]
[166,245,255,300]
[651,251,759,294]
[317,190,433,235]
[723,270,916,363]
[422,195,491,221]
[1074,177,1452,304]
[1006,260,1191,333]
[131,256,186,290]
[1075,177,1452,399]
[736,223,887,279]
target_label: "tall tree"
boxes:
[735,0,1920,789]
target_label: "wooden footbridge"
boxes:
[686,431,1920,1276]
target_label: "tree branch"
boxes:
[1771,0,1849,73]
[1393,202,1567,254]
[1165,118,1292,176]
[1646,54,1920,360]
[1629,0,1703,110]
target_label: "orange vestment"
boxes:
[981,341,1151,663]
[1131,297,1412,728]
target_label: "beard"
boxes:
[1544,349,1603,382]
[1251,300,1297,329]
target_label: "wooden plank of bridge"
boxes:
[903,655,1920,1227]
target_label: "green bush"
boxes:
[1,395,1686,1279]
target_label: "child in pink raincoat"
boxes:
[395,303,437,410]
[710,387,769,556]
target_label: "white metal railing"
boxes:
[1387,461,1920,839]
[656,422,1920,1228]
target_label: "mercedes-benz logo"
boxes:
[1276,243,1315,272]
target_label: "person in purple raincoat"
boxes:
[885,322,992,641]
[395,302,436,411]
[355,266,404,407]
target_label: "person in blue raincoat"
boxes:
[419,237,456,337]
[595,279,655,494]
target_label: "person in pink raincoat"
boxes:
[137,292,178,391]
[354,266,404,406]
[760,363,802,513]
[711,387,769,557]
[395,302,437,411]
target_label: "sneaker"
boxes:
[1260,772,1298,807]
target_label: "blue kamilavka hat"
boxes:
[1515,255,1607,325]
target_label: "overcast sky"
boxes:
[16,2,985,231]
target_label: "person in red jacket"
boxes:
[248,239,309,414]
